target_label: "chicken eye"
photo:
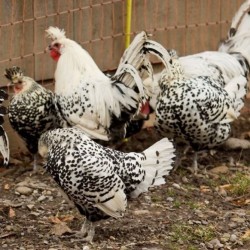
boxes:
[54,43,59,48]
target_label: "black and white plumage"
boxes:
[46,27,172,141]
[155,51,243,144]
[155,49,247,173]
[38,127,175,241]
[0,89,9,166]
[5,66,62,170]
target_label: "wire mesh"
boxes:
[0,0,245,154]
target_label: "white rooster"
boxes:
[46,27,172,141]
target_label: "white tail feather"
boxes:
[218,1,250,64]
[114,63,146,101]
[144,39,173,77]
[130,138,175,198]
[115,31,151,91]
[228,0,250,38]
[224,75,247,116]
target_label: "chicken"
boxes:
[38,127,175,242]
[46,27,172,141]
[0,89,9,166]
[5,66,62,170]
[142,1,250,173]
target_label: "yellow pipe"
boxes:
[125,0,132,48]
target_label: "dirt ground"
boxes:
[0,99,250,250]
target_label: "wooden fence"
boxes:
[0,0,245,86]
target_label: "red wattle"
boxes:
[14,85,22,94]
[50,50,60,61]
[140,101,150,115]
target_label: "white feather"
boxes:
[224,75,247,117]
[227,0,250,38]
[130,138,175,198]
[180,52,245,85]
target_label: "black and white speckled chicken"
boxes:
[0,89,9,166]
[154,47,247,174]
[38,127,175,242]
[46,27,171,141]
[5,66,62,170]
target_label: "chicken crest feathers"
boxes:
[4,66,24,83]
[46,26,66,41]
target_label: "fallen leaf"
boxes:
[50,222,72,236]
[60,215,75,222]
[241,229,250,240]
[133,209,150,215]
[200,185,211,193]
[209,165,229,174]
[219,184,234,190]
[49,215,75,224]
[244,199,250,205]
[4,184,10,190]
[232,198,250,206]
[49,216,62,224]
[9,207,15,218]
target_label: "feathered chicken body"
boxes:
[155,50,247,172]
[155,52,241,149]
[5,66,61,169]
[46,27,172,141]
[38,127,175,241]
[0,89,9,166]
